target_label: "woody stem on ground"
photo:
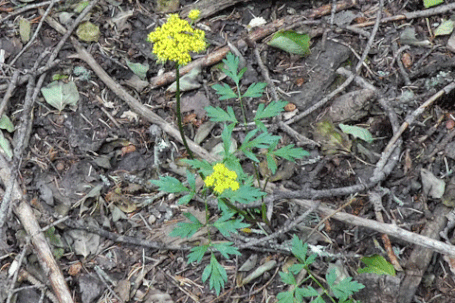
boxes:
[176,63,195,160]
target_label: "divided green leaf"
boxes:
[213,212,249,237]
[187,245,210,263]
[212,83,237,100]
[150,176,188,193]
[279,271,297,285]
[221,52,244,85]
[169,212,203,238]
[178,193,194,205]
[183,159,214,176]
[211,242,242,259]
[203,254,228,296]
[243,82,267,98]
[327,269,365,301]
[221,185,266,204]
[255,100,287,120]
[357,254,396,276]
[271,144,310,162]
[205,106,238,123]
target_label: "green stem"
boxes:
[304,268,337,303]
[176,63,195,160]
[237,84,247,125]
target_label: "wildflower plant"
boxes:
[277,235,364,303]
[150,49,313,295]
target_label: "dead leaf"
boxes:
[181,91,210,118]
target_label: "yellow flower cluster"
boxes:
[204,163,240,194]
[147,13,206,65]
[188,9,200,21]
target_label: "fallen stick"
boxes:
[293,199,455,256]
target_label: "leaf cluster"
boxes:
[277,236,364,303]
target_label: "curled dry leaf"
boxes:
[121,144,136,156]
[401,52,412,69]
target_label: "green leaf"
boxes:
[339,123,373,143]
[311,296,326,303]
[329,275,365,301]
[125,59,149,80]
[203,254,228,296]
[211,242,242,259]
[434,19,454,36]
[290,235,318,267]
[150,176,188,193]
[268,30,311,56]
[279,271,297,285]
[213,212,249,237]
[242,82,267,98]
[41,81,80,112]
[357,255,396,276]
[186,170,196,191]
[423,0,444,8]
[291,235,308,261]
[254,100,288,120]
[0,115,14,132]
[277,290,295,303]
[267,153,278,174]
[220,123,236,158]
[296,286,319,298]
[212,83,237,100]
[178,193,194,205]
[187,245,210,263]
[272,144,310,162]
[222,52,243,85]
[183,159,214,176]
[326,267,337,286]
[221,185,266,204]
[240,131,280,157]
[169,213,203,238]
[289,264,305,275]
[205,106,238,123]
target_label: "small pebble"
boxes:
[446,119,455,129]
[148,214,156,225]
[56,162,65,171]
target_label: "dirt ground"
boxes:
[2,0,455,302]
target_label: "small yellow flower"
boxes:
[147,14,206,65]
[188,9,200,21]
[204,163,240,194]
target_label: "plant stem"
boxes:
[176,63,195,159]
[237,84,247,125]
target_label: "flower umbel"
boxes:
[204,163,240,194]
[147,14,206,65]
[188,9,200,21]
